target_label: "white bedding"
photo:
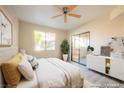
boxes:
[17,71,38,88]
[36,58,84,88]
[16,58,84,88]
[35,58,67,88]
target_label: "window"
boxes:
[46,32,56,50]
[34,30,56,51]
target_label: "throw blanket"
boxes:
[36,58,84,88]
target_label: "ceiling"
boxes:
[7,5,116,30]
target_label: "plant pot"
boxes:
[63,54,68,61]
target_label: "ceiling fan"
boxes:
[51,5,81,23]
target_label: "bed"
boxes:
[1,58,84,88]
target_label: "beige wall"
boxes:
[19,21,67,58]
[67,14,124,59]
[0,6,19,63]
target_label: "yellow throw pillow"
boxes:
[1,53,22,88]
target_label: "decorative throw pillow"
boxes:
[26,55,39,70]
[1,53,22,88]
[18,57,34,81]
[30,59,39,70]
[26,55,34,62]
[0,65,5,88]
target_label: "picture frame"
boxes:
[0,9,12,47]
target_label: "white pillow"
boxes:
[18,57,34,80]
[26,55,34,61]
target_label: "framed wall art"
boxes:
[0,9,12,47]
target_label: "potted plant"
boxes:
[87,45,94,54]
[60,40,70,61]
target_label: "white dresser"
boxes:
[87,54,124,81]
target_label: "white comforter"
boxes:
[36,58,84,88]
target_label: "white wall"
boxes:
[0,6,19,63]
[67,14,124,60]
[19,21,67,58]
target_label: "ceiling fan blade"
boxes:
[69,13,81,18]
[68,5,78,12]
[51,14,63,19]
[64,14,67,23]
[54,5,63,12]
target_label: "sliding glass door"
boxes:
[71,32,90,65]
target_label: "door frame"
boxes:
[71,31,90,64]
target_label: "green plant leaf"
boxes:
[60,40,70,54]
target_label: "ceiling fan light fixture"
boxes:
[63,7,68,14]
[51,5,81,23]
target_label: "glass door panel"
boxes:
[79,32,90,65]
[72,35,80,62]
